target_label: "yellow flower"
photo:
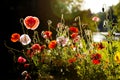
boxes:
[114,51,120,64]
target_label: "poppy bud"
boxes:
[102,8,104,12]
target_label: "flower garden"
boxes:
[5,15,120,80]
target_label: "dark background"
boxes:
[0,0,59,79]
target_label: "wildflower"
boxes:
[91,53,101,65]
[92,59,100,65]
[73,36,80,43]
[20,34,31,45]
[91,53,101,60]
[92,16,100,22]
[69,26,79,33]
[70,33,78,39]
[24,63,30,68]
[68,57,76,63]
[114,51,120,64]
[18,56,26,63]
[11,33,20,42]
[41,45,46,51]
[31,44,41,53]
[97,42,105,50]
[56,36,69,47]
[24,16,40,30]
[48,40,57,49]
[41,31,52,39]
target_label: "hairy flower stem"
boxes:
[61,14,65,24]
[95,22,99,32]
[20,18,26,34]
[78,16,83,39]
[4,41,22,53]
[33,31,42,44]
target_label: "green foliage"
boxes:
[113,2,120,32]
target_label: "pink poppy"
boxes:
[73,36,80,43]
[18,56,26,63]
[92,16,100,22]
[24,16,40,30]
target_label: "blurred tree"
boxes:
[113,2,120,32]
[50,0,83,20]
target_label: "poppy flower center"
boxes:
[26,18,36,28]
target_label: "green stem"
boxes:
[20,18,26,34]
[78,16,83,38]
[4,41,23,53]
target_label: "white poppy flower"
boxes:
[20,34,31,45]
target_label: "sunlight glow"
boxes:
[81,0,119,13]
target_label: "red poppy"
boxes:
[68,57,76,63]
[70,33,78,39]
[91,53,101,60]
[11,33,20,42]
[27,49,31,55]
[24,63,30,68]
[43,31,52,39]
[69,26,79,33]
[41,45,46,51]
[97,42,105,50]
[31,44,41,53]
[48,40,57,49]
[92,59,100,65]
[91,53,101,65]
[24,16,40,30]
[26,49,34,58]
